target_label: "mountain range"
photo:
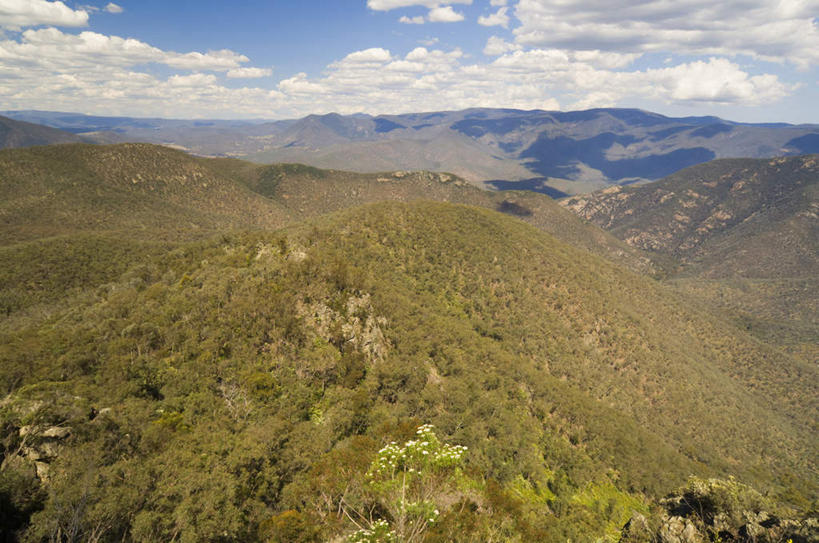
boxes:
[4,108,818,196]
[0,142,816,542]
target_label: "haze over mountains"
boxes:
[5,108,819,196]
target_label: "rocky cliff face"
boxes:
[561,155,819,279]
[620,477,819,543]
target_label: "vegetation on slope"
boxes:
[0,144,291,245]
[0,117,84,150]
[0,143,658,276]
[561,155,819,364]
[1,202,815,542]
[561,155,818,278]
[219,160,661,275]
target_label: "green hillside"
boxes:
[0,144,657,275]
[0,144,292,245]
[561,155,819,364]
[0,116,84,150]
[1,201,815,542]
[221,160,659,275]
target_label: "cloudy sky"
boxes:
[0,0,817,122]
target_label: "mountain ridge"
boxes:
[560,154,819,366]
[5,108,817,195]
[0,115,86,149]
[0,143,659,275]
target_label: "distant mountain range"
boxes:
[4,108,818,195]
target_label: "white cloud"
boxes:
[267,45,788,117]
[226,66,272,79]
[0,28,248,71]
[0,0,88,30]
[399,15,425,24]
[645,58,790,104]
[490,0,507,5]
[168,73,218,87]
[571,50,639,69]
[483,36,520,56]
[165,49,248,71]
[478,7,509,28]
[278,73,326,96]
[485,51,790,108]
[104,3,123,14]
[337,47,393,64]
[367,0,471,10]
[428,6,464,23]
[512,0,819,69]
[0,10,798,120]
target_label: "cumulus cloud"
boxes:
[165,49,249,71]
[399,15,425,24]
[0,58,276,118]
[0,4,798,120]
[512,0,819,69]
[645,58,790,104]
[367,0,471,10]
[571,50,640,69]
[484,49,790,108]
[483,36,520,56]
[478,7,509,28]
[278,72,326,96]
[428,6,464,22]
[104,3,123,14]
[168,73,218,87]
[336,47,393,64]
[262,44,788,118]
[226,66,272,79]
[0,28,248,71]
[0,0,88,30]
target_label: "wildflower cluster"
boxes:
[356,424,467,543]
[368,424,468,480]
[346,520,397,543]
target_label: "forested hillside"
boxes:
[0,145,816,542]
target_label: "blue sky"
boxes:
[0,0,817,122]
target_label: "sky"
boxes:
[0,0,817,123]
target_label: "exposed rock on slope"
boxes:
[561,155,819,364]
[561,155,818,279]
[620,477,819,543]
